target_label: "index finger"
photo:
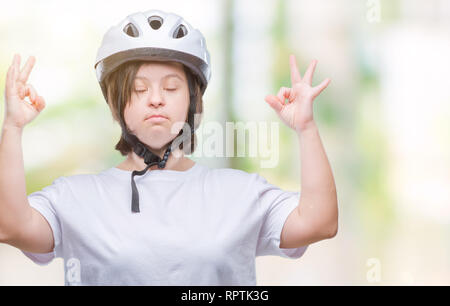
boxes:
[18,55,36,83]
[289,54,302,85]
[303,59,317,85]
[13,54,21,82]
[5,65,14,97]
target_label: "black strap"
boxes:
[130,145,172,213]
[131,162,157,213]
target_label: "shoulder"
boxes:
[202,165,261,188]
[60,171,108,191]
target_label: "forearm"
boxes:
[0,124,31,239]
[296,122,338,236]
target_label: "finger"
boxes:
[13,54,21,82]
[303,59,317,85]
[19,56,36,83]
[5,65,14,96]
[312,78,331,98]
[289,54,302,84]
[277,86,296,104]
[26,84,37,103]
[264,94,284,113]
[18,84,29,100]
[277,87,290,104]
[34,95,46,112]
[277,87,286,103]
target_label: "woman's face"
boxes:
[124,61,189,151]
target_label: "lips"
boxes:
[145,114,168,121]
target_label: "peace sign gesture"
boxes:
[264,55,330,133]
[3,54,46,129]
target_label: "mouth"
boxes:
[145,115,168,122]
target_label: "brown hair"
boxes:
[104,60,203,156]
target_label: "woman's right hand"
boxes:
[3,54,46,129]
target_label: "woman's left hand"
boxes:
[264,55,331,133]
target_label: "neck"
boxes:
[120,147,193,172]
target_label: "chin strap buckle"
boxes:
[144,150,160,165]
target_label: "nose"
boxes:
[147,88,165,108]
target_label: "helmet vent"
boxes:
[148,16,163,30]
[123,23,139,37]
[173,24,187,39]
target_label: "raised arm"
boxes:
[0,54,53,253]
[264,55,338,248]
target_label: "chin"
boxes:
[140,133,173,151]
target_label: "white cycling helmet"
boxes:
[94,9,211,102]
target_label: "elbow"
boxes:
[308,221,338,243]
[317,219,338,240]
[327,222,338,238]
[325,199,338,239]
[0,229,11,244]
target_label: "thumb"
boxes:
[264,94,283,113]
[33,95,46,112]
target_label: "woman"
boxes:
[0,9,338,285]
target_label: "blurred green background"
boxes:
[0,0,449,285]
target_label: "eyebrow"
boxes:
[135,73,184,82]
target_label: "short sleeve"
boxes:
[21,176,66,266]
[254,174,308,259]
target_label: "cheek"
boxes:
[123,103,140,130]
[173,99,190,122]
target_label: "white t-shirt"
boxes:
[23,162,308,285]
